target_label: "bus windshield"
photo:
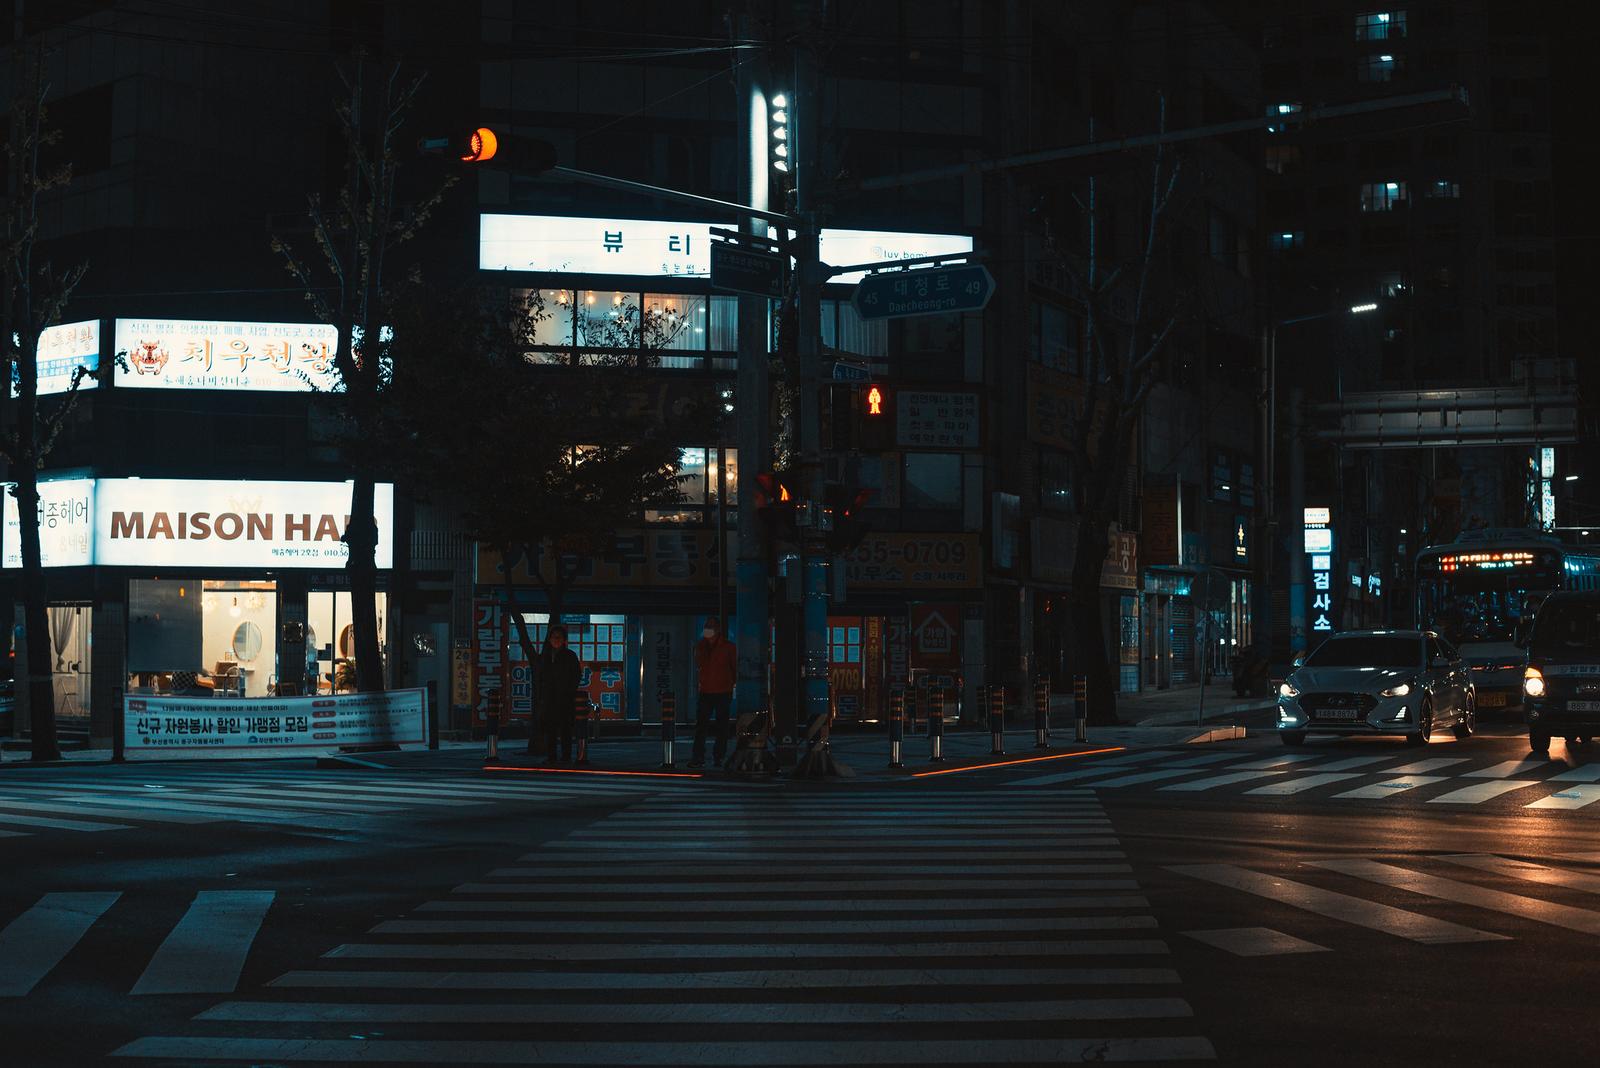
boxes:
[1416,548,1562,646]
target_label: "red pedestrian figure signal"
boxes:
[866,385,884,416]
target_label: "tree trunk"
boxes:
[503,544,540,666]
[14,478,60,761]
[345,473,384,692]
[1068,513,1119,726]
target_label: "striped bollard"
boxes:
[660,691,677,769]
[1034,676,1052,749]
[1074,674,1088,743]
[988,684,1006,755]
[573,692,591,766]
[888,688,905,769]
[928,688,945,763]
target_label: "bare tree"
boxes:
[1060,100,1183,724]
[1,47,93,762]
[272,50,453,692]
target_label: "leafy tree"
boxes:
[272,51,452,692]
[1,48,95,761]
[381,284,708,674]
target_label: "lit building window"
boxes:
[1378,272,1408,298]
[1426,180,1461,199]
[1360,181,1408,212]
[1359,53,1401,82]
[1269,231,1305,252]
[1266,102,1302,133]
[1355,11,1406,40]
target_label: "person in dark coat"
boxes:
[533,624,582,765]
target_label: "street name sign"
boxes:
[851,263,995,321]
[832,361,871,382]
[711,241,784,298]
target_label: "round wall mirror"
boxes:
[338,624,356,659]
[232,621,263,663]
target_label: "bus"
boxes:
[1415,529,1600,712]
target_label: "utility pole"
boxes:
[790,5,837,776]
[733,8,773,748]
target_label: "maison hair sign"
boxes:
[3,478,394,570]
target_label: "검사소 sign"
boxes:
[123,689,428,760]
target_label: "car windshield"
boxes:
[1306,635,1421,668]
[1530,602,1600,659]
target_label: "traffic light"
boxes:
[418,128,558,173]
[754,472,799,542]
[824,481,873,554]
[859,383,893,450]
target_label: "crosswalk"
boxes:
[1171,851,1600,956]
[1007,745,1600,810]
[0,766,705,843]
[109,789,1218,1064]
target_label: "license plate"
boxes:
[1315,709,1359,720]
[1569,701,1600,712]
[1479,692,1508,708]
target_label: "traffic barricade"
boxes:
[1074,674,1088,743]
[888,688,905,769]
[1034,676,1052,749]
[659,690,677,769]
[988,684,1006,755]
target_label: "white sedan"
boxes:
[1276,630,1475,747]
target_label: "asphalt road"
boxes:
[2,719,1598,1066]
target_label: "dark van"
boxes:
[1522,592,1600,754]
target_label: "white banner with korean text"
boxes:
[113,318,339,392]
[123,688,428,760]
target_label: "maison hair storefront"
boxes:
[3,476,396,747]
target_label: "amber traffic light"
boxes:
[462,126,498,162]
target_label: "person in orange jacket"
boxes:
[689,616,737,768]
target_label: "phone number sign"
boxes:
[845,533,981,589]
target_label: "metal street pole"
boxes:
[733,14,772,749]
[791,11,835,776]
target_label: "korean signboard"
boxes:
[16,319,101,397]
[2,478,94,568]
[93,480,395,570]
[845,533,982,589]
[1102,532,1139,589]
[1233,515,1250,564]
[478,213,971,286]
[123,688,427,760]
[472,599,532,724]
[897,391,980,449]
[1141,479,1180,566]
[1304,507,1335,634]
[480,531,733,588]
[113,318,339,392]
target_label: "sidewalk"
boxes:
[1107,682,1276,728]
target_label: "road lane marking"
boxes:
[1167,864,1504,944]
[325,939,1172,961]
[548,839,1125,851]
[450,878,1142,894]
[1441,855,1600,895]
[0,892,121,996]
[416,897,1132,913]
[211,787,478,808]
[1426,780,1542,805]
[1464,759,1560,779]
[1158,770,1288,792]
[0,813,130,832]
[1006,752,1173,786]
[1246,773,1366,796]
[1331,776,1447,800]
[1087,769,1211,789]
[194,998,1198,1024]
[131,891,275,996]
[1526,784,1600,809]
[0,830,28,838]
[1547,764,1600,783]
[111,1035,1219,1063]
[0,801,212,824]
[523,850,1126,862]
[484,864,1132,877]
[1183,927,1329,956]
[1387,758,1470,775]
[1150,752,1241,768]
[371,916,1159,935]
[1311,754,1410,773]
[1311,858,1600,936]
[1226,753,1326,770]
[267,966,1183,990]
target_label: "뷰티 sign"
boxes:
[123,688,427,760]
[94,479,395,569]
[113,318,339,392]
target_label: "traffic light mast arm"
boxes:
[547,165,791,227]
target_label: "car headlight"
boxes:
[1523,667,1546,699]
[1380,682,1412,698]
[1279,681,1300,698]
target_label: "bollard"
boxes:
[484,709,501,764]
[907,686,921,736]
[888,688,905,769]
[989,684,1006,755]
[573,692,591,766]
[660,691,677,769]
[1034,676,1052,749]
[928,688,945,763]
[1074,674,1088,743]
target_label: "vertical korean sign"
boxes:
[472,600,531,724]
[1303,507,1335,635]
